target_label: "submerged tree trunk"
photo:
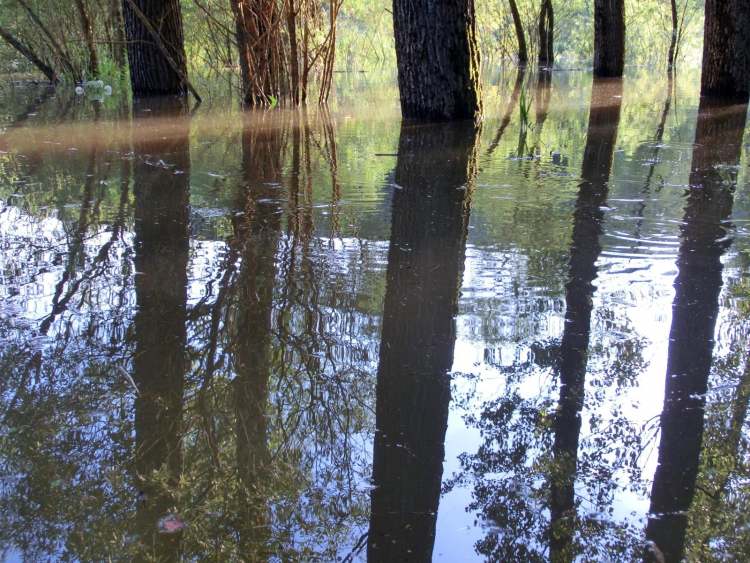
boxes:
[700,0,750,100]
[368,122,479,561]
[392,0,482,120]
[593,0,625,77]
[645,98,748,563]
[548,78,623,563]
[508,0,528,66]
[122,0,188,95]
[538,0,554,67]
[74,0,99,78]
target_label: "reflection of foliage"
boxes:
[451,313,648,562]
[684,276,750,562]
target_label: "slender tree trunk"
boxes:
[230,0,283,106]
[548,78,623,563]
[538,0,554,67]
[122,0,189,95]
[593,0,625,77]
[15,0,77,78]
[645,98,748,563]
[368,122,479,560]
[111,0,127,71]
[392,0,482,120]
[131,97,190,561]
[508,0,528,66]
[0,25,58,83]
[667,0,678,71]
[74,0,99,78]
[286,0,300,105]
[700,0,750,100]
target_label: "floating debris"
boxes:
[157,513,186,534]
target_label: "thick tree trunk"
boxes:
[122,0,188,95]
[538,0,554,67]
[0,25,58,83]
[392,0,482,120]
[508,0,528,66]
[593,0,625,77]
[131,97,190,561]
[74,0,99,78]
[548,78,622,563]
[645,98,748,563]
[368,122,479,561]
[700,0,750,100]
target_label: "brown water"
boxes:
[1,69,750,562]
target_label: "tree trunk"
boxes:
[645,97,748,563]
[549,78,622,563]
[667,0,678,71]
[368,122,479,560]
[15,0,77,78]
[286,0,300,105]
[230,0,284,106]
[508,0,528,66]
[700,0,750,100]
[392,0,482,120]
[122,0,188,95]
[74,0,99,78]
[0,25,58,83]
[538,0,554,67]
[111,0,127,70]
[593,0,625,77]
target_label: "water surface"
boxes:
[1,70,750,562]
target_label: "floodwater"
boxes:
[1,69,749,562]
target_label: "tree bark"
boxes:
[508,0,528,66]
[0,25,58,83]
[700,0,750,100]
[645,98,748,563]
[549,78,623,563]
[538,0,554,67]
[122,0,189,95]
[593,0,625,77]
[392,0,482,120]
[368,121,479,561]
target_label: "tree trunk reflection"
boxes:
[131,98,190,561]
[368,121,479,562]
[645,99,748,563]
[549,78,623,562]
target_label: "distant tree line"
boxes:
[0,0,748,119]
